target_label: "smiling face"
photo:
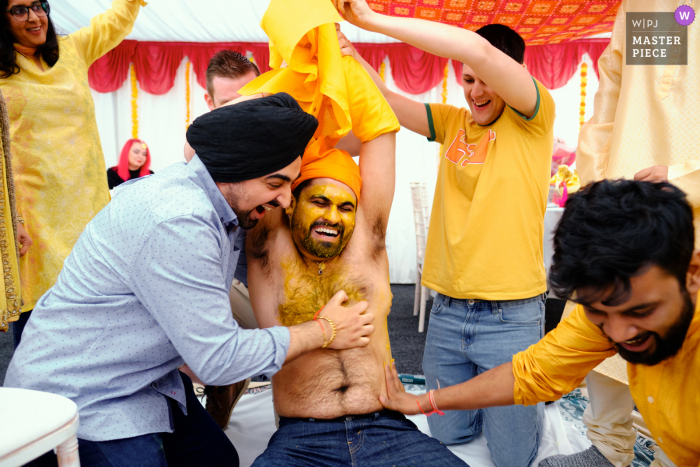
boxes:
[461,63,506,126]
[128,141,148,170]
[4,0,48,48]
[289,178,357,261]
[581,265,697,366]
[217,157,302,230]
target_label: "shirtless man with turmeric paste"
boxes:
[247,139,465,467]
[242,3,464,465]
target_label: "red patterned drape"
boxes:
[89,40,272,95]
[88,38,609,95]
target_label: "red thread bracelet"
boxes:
[429,390,445,416]
[313,306,324,320]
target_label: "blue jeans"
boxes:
[27,372,238,467]
[423,294,545,467]
[252,410,467,467]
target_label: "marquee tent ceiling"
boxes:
[51,0,615,45]
[50,0,402,43]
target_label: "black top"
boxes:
[107,168,154,190]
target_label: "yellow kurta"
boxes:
[576,0,699,383]
[512,303,700,467]
[0,92,22,332]
[577,0,700,240]
[1,0,144,312]
[239,0,400,159]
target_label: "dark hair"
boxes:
[0,0,60,78]
[475,24,525,64]
[205,50,260,97]
[292,179,312,201]
[550,180,695,306]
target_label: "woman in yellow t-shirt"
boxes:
[0,0,145,347]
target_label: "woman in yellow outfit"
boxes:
[0,0,146,347]
[0,91,22,334]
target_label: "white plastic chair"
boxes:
[410,182,430,332]
[0,388,80,467]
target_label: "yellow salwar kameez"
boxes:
[0,92,22,332]
[1,0,145,313]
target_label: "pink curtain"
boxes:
[88,39,610,95]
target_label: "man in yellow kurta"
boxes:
[1,0,144,346]
[379,179,700,467]
[573,1,700,465]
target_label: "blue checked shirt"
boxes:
[4,155,290,441]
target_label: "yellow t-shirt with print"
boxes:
[422,79,555,300]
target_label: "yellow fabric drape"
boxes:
[239,0,399,164]
[0,92,22,332]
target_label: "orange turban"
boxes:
[291,148,362,200]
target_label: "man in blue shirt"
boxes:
[5,94,375,467]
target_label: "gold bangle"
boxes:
[16,216,24,224]
[314,318,328,348]
[318,316,336,349]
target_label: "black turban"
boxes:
[186,93,318,183]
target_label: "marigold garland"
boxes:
[579,62,587,129]
[379,61,386,81]
[130,63,139,139]
[441,63,449,104]
[185,60,191,130]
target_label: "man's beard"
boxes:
[614,290,695,366]
[232,206,258,230]
[299,221,346,259]
[220,183,275,230]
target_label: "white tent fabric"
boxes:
[51,1,600,283]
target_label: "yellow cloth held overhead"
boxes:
[292,148,362,200]
[239,0,399,161]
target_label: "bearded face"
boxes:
[289,179,357,260]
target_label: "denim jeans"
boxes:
[252,410,467,467]
[423,293,546,467]
[27,372,238,467]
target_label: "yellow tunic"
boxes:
[1,0,144,312]
[512,303,700,466]
[577,0,700,241]
[576,0,699,384]
[239,0,400,159]
[0,93,21,332]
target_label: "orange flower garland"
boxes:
[579,62,587,129]
[130,63,139,139]
[379,61,386,81]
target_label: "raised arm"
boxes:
[68,0,145,67]
[337,25,430,137]
[335,0,537,117]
